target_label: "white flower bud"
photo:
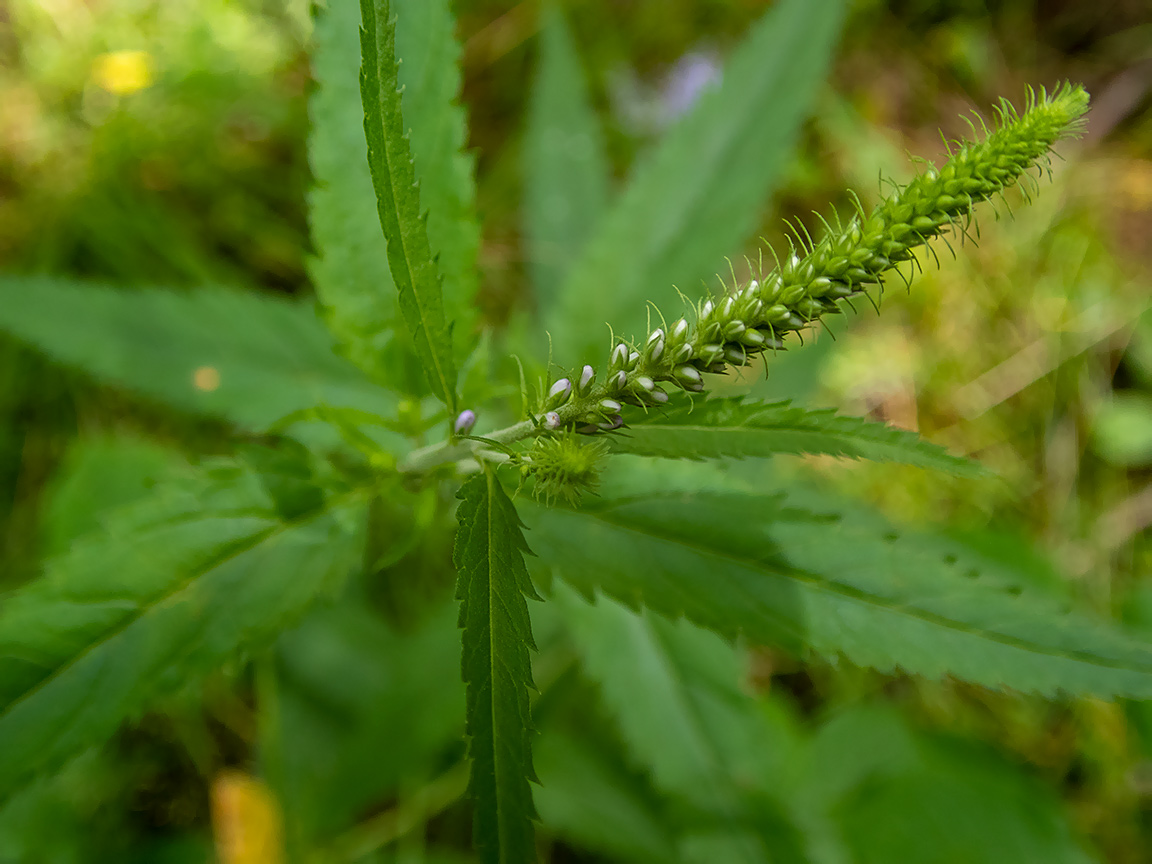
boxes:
[545,377,572,409]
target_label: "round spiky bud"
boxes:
[522,434,610,506]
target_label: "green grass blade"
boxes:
[613,398,986,476]
[0,277,390,430]
[0,462,364,802]
[454,469,540,864]
[394,0,481,359]
[359,0,457,410]
[523,2,610,304]
[546,0,846,362]
[523,485,1152,699]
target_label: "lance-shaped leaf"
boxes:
[454,470,540,864]
[523,485,1152,699]
[546,0,846,362]
[523,2,610,303]
[309,0,399,381]
[0,461,364,802]
[394,0,480,358]
[612,398,985,476]
[360,0,457,410]
[0,277,390,430]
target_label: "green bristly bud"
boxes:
[534,84,1088,437]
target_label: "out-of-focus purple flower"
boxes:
[662,53,721,120]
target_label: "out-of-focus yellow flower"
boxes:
[211,770,284,864]
[1119,159,1152,211]
[91,50,154,95]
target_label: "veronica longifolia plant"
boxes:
[0,1,1147,862]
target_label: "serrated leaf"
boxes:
[613,398,985,476]
[360,0,457,410]
[0,461,364,802]
[523,483,1152,699]
[394,0,480,358]
[0,277,390,430]
[554,585,805,864]
[454,469,540,864]
[523,2,610,303]
[308,0,400,381]
[546,0,846,362]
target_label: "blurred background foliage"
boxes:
[0,0,1150,861]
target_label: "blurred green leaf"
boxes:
[534,726,679,864]
[614,397,986,476]
[545,0,846,362]
[41,437,183,556]
[271,597,463,844]
[394,0,481,358]
[523,482,1152,699]
[0,460,364,802]
[1092,392,1152,467]
[0,277,391,430]
[308,0,401,382]
[523,2,610,306]
[359,0,457,410]
[454,470,540,864]
[827,710,1098,864]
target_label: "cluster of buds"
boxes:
[533,84,1089,437]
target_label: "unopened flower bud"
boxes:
[723,320,746,340]
[454,409,477,435]
[609,342,629,371]
[577,364,595,396]
[543,411,562,430]
[545,377,572,409]
[599,398,623,413]
[724,345,750,365]
[739,328,766,348]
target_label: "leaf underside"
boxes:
[359,0,457,409]
[0,462,363,802]
[613,398,985,476]
[454,470,540,864]
[523,485,1152,699]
